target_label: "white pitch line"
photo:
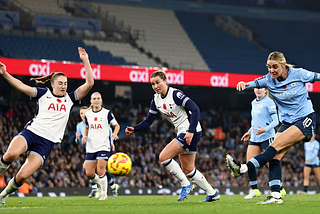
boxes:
[0,207,45,209]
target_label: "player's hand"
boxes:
[125,126,134,135]
[184,132,194,145]
[254,126,265,135]
[81,136,87,144]
[112,133,119,141]
[236,81,249,91]
[76,132,80,140]
[241,132,251,141]
[0,62,7,75]
[306,158,312,162]
[78,47,89,61]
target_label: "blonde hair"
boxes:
[267,51,294,67]
[80,106,88,111]
[30,72,67,84]
[150,70,167,80]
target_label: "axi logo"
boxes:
[80,65,101,80]
[167,71,184,85]
[29,62,51,76]
[129,68,149,83]
[210,74,229,87]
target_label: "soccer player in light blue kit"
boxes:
[301,134,320,194]
[241,88,281,199]
[227,51,319,204]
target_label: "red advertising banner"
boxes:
[1,57,319,92]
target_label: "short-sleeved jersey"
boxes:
[304,139,320,165]
[250,96,277,142]
[253,67,317,123]
[76,121,86,142]
[26,87,79,143]
[84,108,118,153]
[149,87,201,135]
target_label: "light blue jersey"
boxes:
[252,67,317,123]
[250,96,277,142]
[304,139,320,165]
[76,121,86,143]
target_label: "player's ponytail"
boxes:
[87,104,93,111]
[30,72,67,84]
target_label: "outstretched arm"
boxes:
[0,62,35,97]
[75,47,94,100]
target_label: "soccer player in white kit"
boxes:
[125,70,220,202]
[82,92,120,200]
[0,47,94,205]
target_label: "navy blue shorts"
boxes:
[305,163,320,168]
[85,151,111,162]
[278,112,316,142]
[18,128,54,165]
[249,138,274,150]
[174,132,201,154]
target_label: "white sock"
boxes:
[92,184,98,190]
[0,158,10,175]
[110,183,116,189]
[90,174,101,188]
[161,159,190,187]
[271,191,281,198]
[99,175,108,195]
[187,168,216,195]
[240,164,248,174]
[0,178,20,197]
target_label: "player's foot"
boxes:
[226,154,243,177]
[0,195,5,206]
[0,164,10,175]
[177,182,194,201]
[95,188,102,199]
[99,194,108,200]
[299,191,307,195]
[257,196,283,204]
[244,189,261,199]
[88,189,97,198]
[112,184,120,199]
[201,191,220,202]
[280,188,287,197]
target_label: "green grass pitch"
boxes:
[0,194,319,214]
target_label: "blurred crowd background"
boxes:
[0,92,318,193]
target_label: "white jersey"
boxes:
[151,87,201,135]
[26,87,79,143]
[85,107,118,153]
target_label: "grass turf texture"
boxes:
[0,194,319,214]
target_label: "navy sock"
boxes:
[247,146,277,171]
[304,185,308,192]
[106,171,115,185]
[1,157,12,165]
[248,165,258,189]
[268,159,281,193]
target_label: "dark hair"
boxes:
[30,72,67,84]
[150,70,166,80]
[80,106,88,111]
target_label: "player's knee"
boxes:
[3,151,19,162]
[96,168,106,176]
[158,152,168,163]
[181,166,194,175]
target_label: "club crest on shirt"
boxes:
[291,82,296,87]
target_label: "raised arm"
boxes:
[0,62,35,97]
[75,47,94,100]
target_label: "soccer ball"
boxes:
[108,152,132,176]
